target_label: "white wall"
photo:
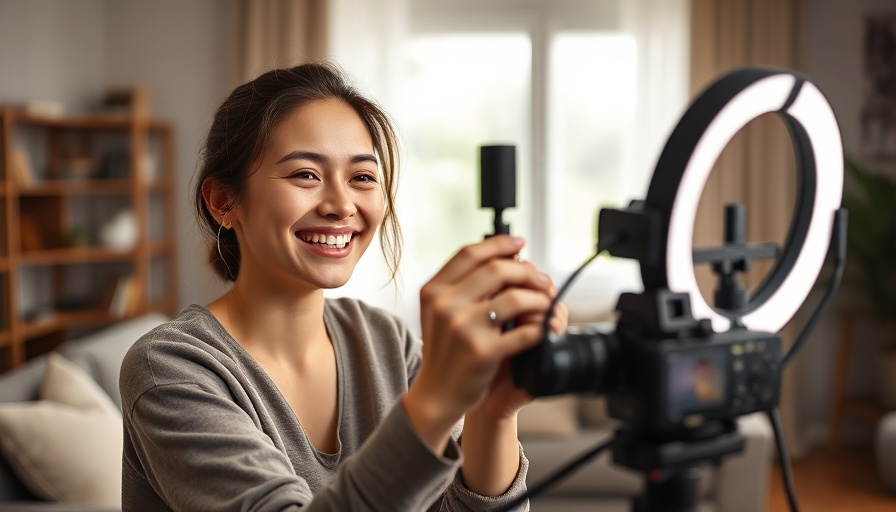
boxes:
[797,0,896,448]
[0,0,106,112]
[101,0,231,309]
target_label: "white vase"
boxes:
[100,210,138,250]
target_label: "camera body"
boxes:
[605,291,781,434]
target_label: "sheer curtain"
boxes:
[229,0,329,85]
[690,0,807,457]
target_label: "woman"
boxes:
[120,62,566,511]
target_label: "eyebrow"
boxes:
[275,150,378,166]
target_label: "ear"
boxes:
[201,178,234,228]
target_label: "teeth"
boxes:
[301,232,352,248]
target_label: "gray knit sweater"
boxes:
[119,298,529,511]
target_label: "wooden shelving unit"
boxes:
[0,108,178,370]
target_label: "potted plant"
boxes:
[841,158,896,408]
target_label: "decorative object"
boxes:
[22,100,64,118]
[68,226,89,247]
[101,86,151,119]
[18,215,44,251]
[54,153,97,180]
[99,209,138,250]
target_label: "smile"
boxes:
[296,231,354,249]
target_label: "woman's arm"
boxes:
[405,234,567,505]
[459,403,521,496]
[459,302,568,497]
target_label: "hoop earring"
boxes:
[217,223,234,280]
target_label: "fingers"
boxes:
[458,258,552,302]
[515,301,568,335]
[486,287,553,332]
[428,235,525,286]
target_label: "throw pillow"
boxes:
[0,353,122,507]
[579,395,617,428]
[517,395,580,437]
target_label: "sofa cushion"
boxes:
[59,312,169,409]
[519,396,580,437]
[522,428,642,496]
[522,427,716,499]
[579,395,617,428]
[0,353,122,507]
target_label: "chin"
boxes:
[312,272,353,290]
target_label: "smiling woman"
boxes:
[118,62,568,511]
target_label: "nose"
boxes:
[318,181,357,219]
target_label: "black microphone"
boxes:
[480,145,516,237]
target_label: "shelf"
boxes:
[20,309,125,340]
[17,180,133,196]
[20,246,135,265]
[12,113,171,132]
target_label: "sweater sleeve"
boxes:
[399,322,531,511]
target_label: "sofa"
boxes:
[0,314,169,511]
[518,395,775,512]
[0,313,774,511]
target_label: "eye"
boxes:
[288,170,319,181]
[352,172,379,184]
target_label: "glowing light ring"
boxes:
[643,69,843,333]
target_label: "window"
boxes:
[328,0,691,330]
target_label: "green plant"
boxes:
[841,158,896,331]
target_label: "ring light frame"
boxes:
[642,68,843,333]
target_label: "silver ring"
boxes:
[488,308,498,324]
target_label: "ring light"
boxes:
[642,68,843,333]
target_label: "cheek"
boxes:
[367,192,386,228]
[246,186,314,227]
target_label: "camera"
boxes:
[547,291,781,434]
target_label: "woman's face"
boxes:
[231,98,385,292]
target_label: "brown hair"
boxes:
[194,62,402,282]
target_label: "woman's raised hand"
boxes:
[403,235,562,453]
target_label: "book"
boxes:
[8,147,34,187]
[109,275,135,318]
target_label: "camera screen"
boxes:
[667,352,728,418]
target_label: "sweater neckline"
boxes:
[189,303,346,467]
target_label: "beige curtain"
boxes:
[229,0,329,86]
[690,0,808,457]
